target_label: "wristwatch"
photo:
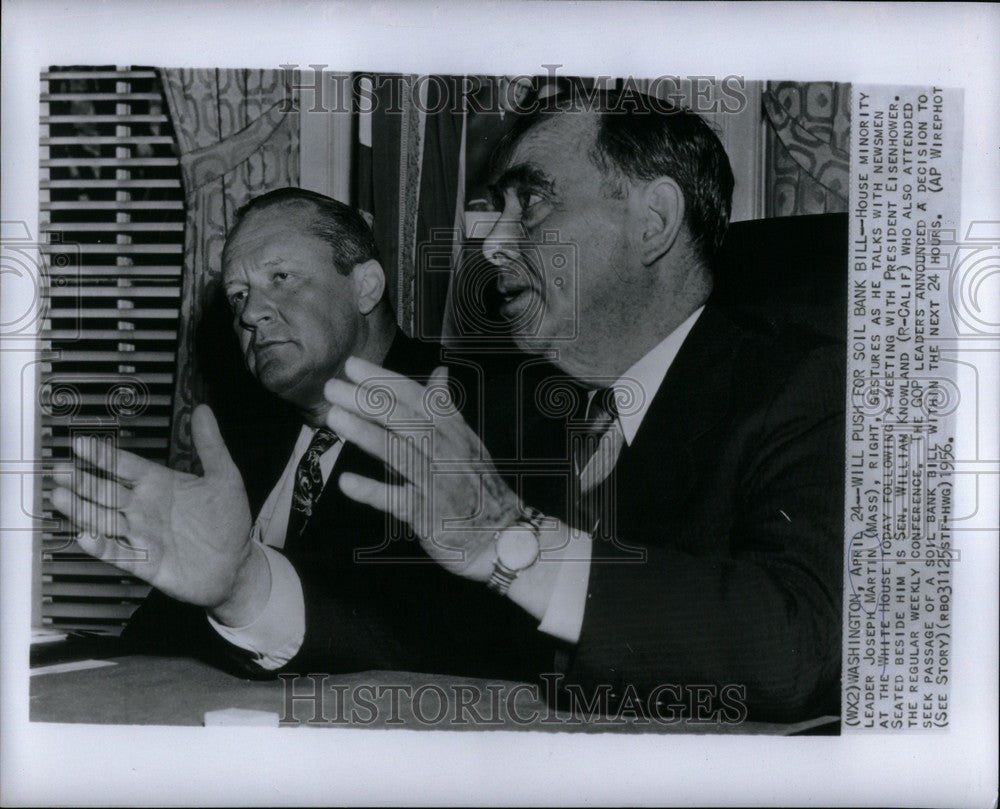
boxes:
[487,507,545,595]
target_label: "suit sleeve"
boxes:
[283,548,558,682]
[121,479,553,681]
[120,588,272,678]
[119,560,421,680]
[279,558,415,674]
[564,348,845,722]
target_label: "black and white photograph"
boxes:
[2,2,997,806]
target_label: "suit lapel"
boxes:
[245,417,300,518]
[612,305,742,533]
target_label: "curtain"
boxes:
[162,68,299,472]
[352,74,465,339]
[763,81,850,216]
[414,76,466,340]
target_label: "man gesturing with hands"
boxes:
[322,91,845,723]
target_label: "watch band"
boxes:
[487,508,545,596]
[487,561,520,595]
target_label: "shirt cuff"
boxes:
[536,525,592,644]
[207,545,305,670]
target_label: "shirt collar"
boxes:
[606,305,705,446]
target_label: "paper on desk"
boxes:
[30,659,117,677]
[30,628,68,645]
[203,708,280,727]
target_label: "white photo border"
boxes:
[2,1,997,806]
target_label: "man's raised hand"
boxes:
[323,356,522,582]
[50,404,267,626]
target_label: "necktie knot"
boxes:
[306,426,337,457]
[584,386,619,433]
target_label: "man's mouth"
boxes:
[496,266,538,320]
[497,284,536,319]
[249,338,292,367]
[254,338,289,351]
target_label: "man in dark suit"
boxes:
[52,188,549,679]
[324,90,845,722]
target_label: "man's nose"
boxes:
[238,289,274,330]
[481,214,525,266]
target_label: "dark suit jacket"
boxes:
[530,303,845,722]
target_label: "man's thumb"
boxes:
[191,405,234,478]
[428,365,454,413]
[429,365,449,388]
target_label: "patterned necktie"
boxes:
[285,427,338,550]
[572,387,620,536]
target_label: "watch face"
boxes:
[496,526,540,571]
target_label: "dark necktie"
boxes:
[573,386,619,475]
[284,427,338,550]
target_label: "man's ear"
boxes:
[637,177,685,266]
[352,259,386,315]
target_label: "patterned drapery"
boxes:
[764,81,850,216]
[162,68,299,471]
[352,74,465,338]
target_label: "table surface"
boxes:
[30,650,839,734]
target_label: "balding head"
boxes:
[492,90,734,267]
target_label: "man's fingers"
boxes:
[326,404,427,483]
[343,355,411,388]
[53,489,155,578]
[326,372,460,432]
[66,466,131,510]
[337,472,415,526]
[73,528,113,559]
[325,376,426,425]
[326,404,389,461]
[423,365,458,418]
[191,404,236,478]
[51,486,130,539]
[72,434,152,483]
[73,529,145,572]
[323,378,370,417]
[340,357,431,420]
[338,473,464,563]
[428,364,449,389]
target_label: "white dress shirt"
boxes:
[209,305,703,668]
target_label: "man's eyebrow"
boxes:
[487,162,556,198]
[222,256,287,285]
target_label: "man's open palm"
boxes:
[51,405,255,612]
